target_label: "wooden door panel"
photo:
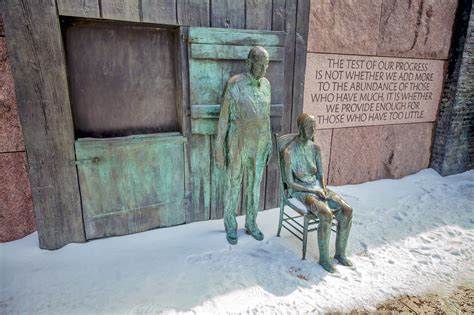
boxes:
[75,133,186,239]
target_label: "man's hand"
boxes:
[215,147,225,169]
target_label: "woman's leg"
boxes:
[305,195,336,273]
[331,193,353,266]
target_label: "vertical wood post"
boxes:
[2,0,85,249]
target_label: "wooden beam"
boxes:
[211,0,245,29]
[141,0,177,25]
[101,0,140,21]
[56,0,100,18]
[290,0,311,132]
[177,0,210,27]
[246,0,272,30]
[2,0,85,249]
[189,27,286,46]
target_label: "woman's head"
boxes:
[297,113,317,140]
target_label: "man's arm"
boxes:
[215,83,231,169]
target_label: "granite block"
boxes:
[0,37,24,153]
[328,123,434,185]
[377,0,458,59]
[0,152,35,242]
[379,123,435,179]
[328,125,384,185]
[307,0,382,55]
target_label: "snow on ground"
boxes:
[1,169,473,314]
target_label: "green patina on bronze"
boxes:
[75,133,187,239]
[215,46,273,245]
[282,114,353,273]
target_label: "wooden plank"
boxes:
[57,0,100,17]
[282,0,297,134]
[192,104,284,119]
[178,27,193,219]
[246,0,272,30]
[191,104,284,135]
[2,0,85,249]
[265,0,297,210]
[272,0,286,31]
[142,0,177,25]
[189,27,286,46]
[211,0,245,29]
[264,135,280,209]
[187,134,211,222]
[290,0,311,132]
[191,44,285,61]
[210,135,225,219]
[101,0,140,21]
[177,0,210,27]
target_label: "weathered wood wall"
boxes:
[2,0,86,249]
[2,0,310,249]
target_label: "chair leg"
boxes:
[302,215,309,260]
[277,202,284,237]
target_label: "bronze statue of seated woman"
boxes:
[282,113,353,273]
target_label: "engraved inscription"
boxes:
[303,53,444,129]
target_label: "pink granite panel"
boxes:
[378,123,434,179]
[328,126,384,185]
[328,123,435,185]
[308,0,382,55]
[0,152,35,242]
[0,37,24,153]
[377,0,458,59]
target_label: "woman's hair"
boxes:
[297,113,316,135]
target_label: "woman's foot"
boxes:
[319,260,336,273]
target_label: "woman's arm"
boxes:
[284,147,320,194]
[314,145,328,193]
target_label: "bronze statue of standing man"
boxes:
[215,46,272,245]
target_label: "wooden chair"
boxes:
[275,133,336,260]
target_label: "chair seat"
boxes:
[287,197,309,214]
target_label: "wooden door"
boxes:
[64,21,187,240]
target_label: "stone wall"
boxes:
[0,17,36,242]
[305,0,460,185]
[431,0,473,175]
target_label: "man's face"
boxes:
[250,55,269,79]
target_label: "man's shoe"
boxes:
[335,255,353,267]
[245,226,264,241]
[226,230,238,245]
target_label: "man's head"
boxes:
[246,46,269,79]
[297,113,317,140]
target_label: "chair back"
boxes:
[276,133,298,201]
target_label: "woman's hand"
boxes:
[313,189,328,200]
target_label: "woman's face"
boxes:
[303,121,316,140]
